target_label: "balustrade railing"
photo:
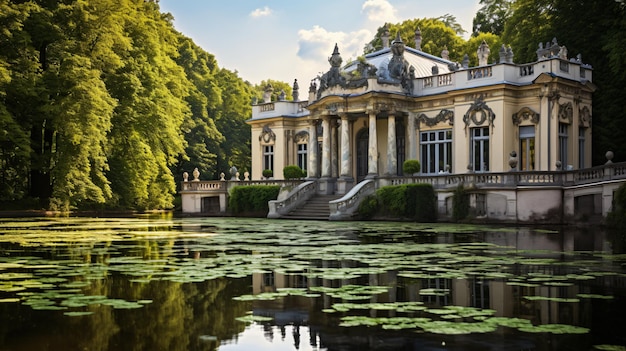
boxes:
[376,162,626,190]
[467,66,493,80]
[267,181,317,218]
[437,73,453,86]
[329,180,375,220]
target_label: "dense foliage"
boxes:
[228,185,280,216]
[359,184,436,222]
[0,0,254,210]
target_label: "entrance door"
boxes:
[356,128,368,181]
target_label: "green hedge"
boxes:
[359,183,436,222]
[228,185,280,215]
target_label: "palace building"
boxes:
[247,31,595,196]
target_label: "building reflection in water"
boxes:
[240,227,624,350]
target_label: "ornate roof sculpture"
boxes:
[314,30,456,99]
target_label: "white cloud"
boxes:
[297,25,371,65]
[361,0,397,24]
[249,6,272,18]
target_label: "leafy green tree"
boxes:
[214,68,253,177]
[106,1,190,210]
[173,35,224,182]
[501,0,554,63]
[0,1,33,201]
[472,0,513,36]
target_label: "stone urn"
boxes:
[508,151,518,170]
[192,168,200,181]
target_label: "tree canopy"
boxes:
[0,0,255,210]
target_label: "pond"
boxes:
[0,216,625,351]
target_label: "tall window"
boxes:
[578,127,586,169]
[519,126,535,170]
[297,143,307,172]
[420,129,452,174]
[470,127,489,172]
[263,145,274,172]
[559,123,569,169]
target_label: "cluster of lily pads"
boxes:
[0,216,624,345]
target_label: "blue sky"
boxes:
[158,0,481,86]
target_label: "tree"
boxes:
[472,0,513,36]
[214,69,253,177]
[106,0,190,210]
[173,35,224,182]
[501,0,555,63]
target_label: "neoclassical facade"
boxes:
[248,32,595,195]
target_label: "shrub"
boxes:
[357,195,379,220]
[403,159,421,175]
[229,185,280,215]
[283,165,305,179]
[372,183,436,221]
[262,169,273,178]
[376,185,406,217]
[452,184,470,221]
[406,183,437,222]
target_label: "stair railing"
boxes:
[329,179,376,220]
[267,180,317,218]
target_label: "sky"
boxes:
[158,0,481,87]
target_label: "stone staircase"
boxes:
[281,194,342,220]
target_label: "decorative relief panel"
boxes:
[558,102,573,123]
[512,107,540,125]
[417,109,454,128]
[259,125,276,144]
[294,130,309,143]
[463,96,496,130]
[579,106,592,128]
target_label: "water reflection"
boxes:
[0,218,624,350]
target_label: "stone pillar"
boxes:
[386,114,397,175]
[307,120,318,178]
[337,114,354,194]
[367,111,378,177]
[331,119,338,178]
[407,112,417,160]
[340,114,352,177]
[321,116,331,178]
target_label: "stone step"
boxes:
[282,194,342,220]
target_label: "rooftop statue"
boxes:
[317,44,347,98]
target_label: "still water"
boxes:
[0,217,624,351]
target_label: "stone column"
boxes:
[336,114,354,194]
[367,111,378,176]
[331,119,338,178]
[308,119,318,178]
[340,114,351,177]
[386,114,397,175]
[407,112,417,160]
[321,116,331,178]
